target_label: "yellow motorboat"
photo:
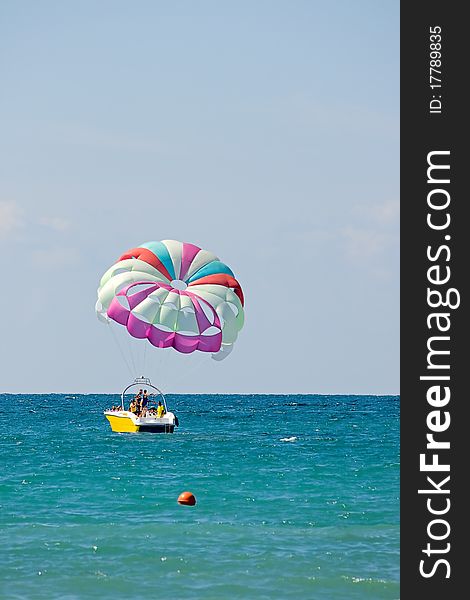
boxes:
[104,376,178,433]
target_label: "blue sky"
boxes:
[0,1,399,394]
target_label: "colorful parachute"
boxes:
[96,240,244,360]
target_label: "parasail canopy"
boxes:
[96,240,244,360]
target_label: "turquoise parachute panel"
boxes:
[140,241,175,280]
[187,260,234,283]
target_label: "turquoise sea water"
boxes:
[0,394,399,599]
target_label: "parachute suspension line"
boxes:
[156,350,204,393]
[107,322,133,378]
[159,347,172,391]
[147,345,169,391]
[176,352,208,388]
[142,337,148,378]
[160,355,181,392]
[150,345,162,388]
[125,333,137,377]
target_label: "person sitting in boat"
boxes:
[156,400,166,418]
[129,399,138,413]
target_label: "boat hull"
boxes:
[105,411,176,433]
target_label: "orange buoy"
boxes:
[177,491,196,506]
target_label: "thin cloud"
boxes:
[275,213,398,266]
[354,199,400,226]
[31,247,81,269]
[0,201,24,239]
[371,199,399,224]
[39,216,71,232]
[44,122,164,153]
[340,226,395,261]
[266,94,399,139]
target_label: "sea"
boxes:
[0,394,399,599]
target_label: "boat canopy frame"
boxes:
[120,376,168,412]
